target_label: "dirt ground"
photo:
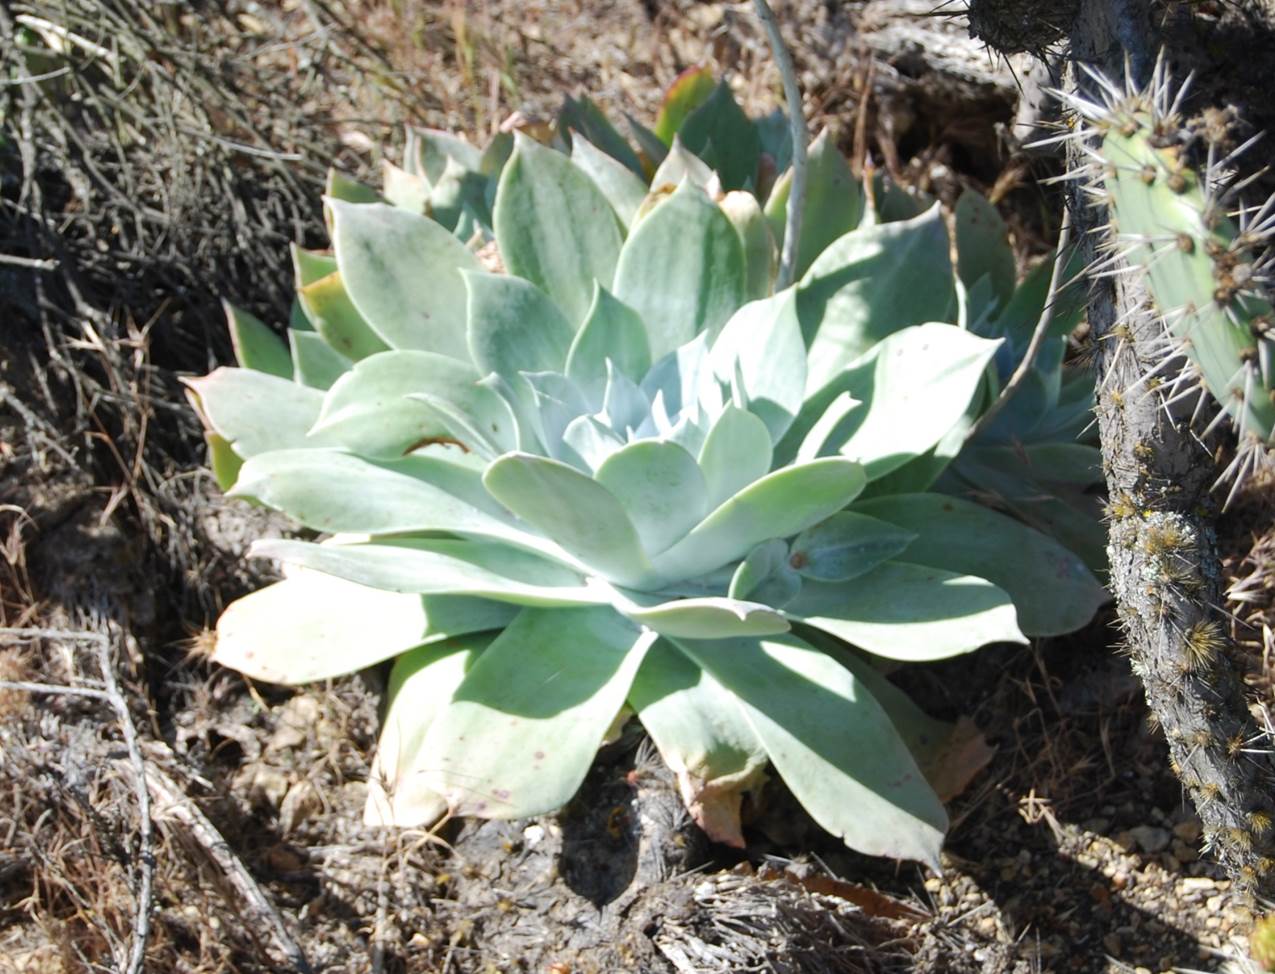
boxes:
[2,1,1274,972]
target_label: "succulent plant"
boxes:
[1057,61,1275,492]
[189,76,1106,867]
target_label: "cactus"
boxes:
[1066,62,1275,492]
[188,76,1107,867]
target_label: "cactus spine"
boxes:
[1082,66,1275,489]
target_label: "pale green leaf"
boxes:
[465,270,576,418]
[697,406,773,510]
[298,271,392,362]
[609,591,790,639]
[954,189,1015,317]
[674,634,947,866]
[799,204,957,386]
[559,95,644,175]
[313,350,517,459]
[648,135,715,193]
[288,330,352,390]
[790,562,1026,661]
[710,290,806,443]
[720,191,775,301]
[653,458,867,582]
[565,283,653,399]
[789,512,916,582]
[185,367,338,457]
[764,129,864,279]
[628,641,767,846]
[728,539,801,608]
[291,244,336,290]
[483,453,655,587]
[381,159,430,214]
[493,133,623,325]
[420,608,655,817]
[214,568,512,684]
[594,440,708,557]
[614,182,748,361]
[854,493,1106,635]
[329,199,480,356]
[366,635,491,827]
[778,323,1001,479]
[230,448,536,546]
[252,537,603,606]
[571,133,648,227]
[224,301,291,378]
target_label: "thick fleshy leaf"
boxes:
[648,136,715,193]
[230,448,538,546]
[626,113,669,174]
[778,324,1001,479]
[678,80,760,191]
[945,449,1108,574]
[465,270,576,414]
[710,290,806,443]
[224,302,291,378]
[799,204,957,386]
[483,453,655,587]
[559,96,643,173]
[565,284,652,399]
[291,244,337,290]
[789,562,1026,661]
[493,133,623,325]
[764,129,864,279]
[853,493,1106,636]
[522,371,592,463]
[954,189,1015,317]
[365,635,491,827]
[674,634,947,866]
[329,199,480,356]
[609,590,790,638]
[325,168,381,206]
[653,458,867,582]
[594,440,708,557]
[298,271,392,362]
[420,607,655,817]
[798,627,995,803]
[214,569,513,684]
[561,414,625,471]
[312,350,516,459]
[789,512,917,582]
[697,406,773,510]
[728,539,802,608]
[184,368,336,458]
[406,127,482,182]
[571,133,648,228]
[381,159,430,215]
[205,432,243,491]
[289,330,352,390]
[654,66,716,145]
[426,153,494,233]
[628,641,768,846]
[289,296,313,333]
[720,191,775,301]
[253,537,602,606]
[614,182,748,361]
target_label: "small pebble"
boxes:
[1129,825,1171,853]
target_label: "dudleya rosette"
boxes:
[188,81,1106,867]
